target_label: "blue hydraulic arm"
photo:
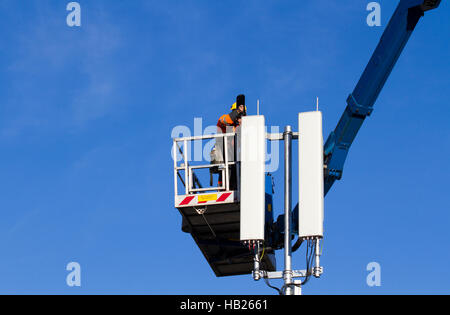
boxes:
[323,0,441,195]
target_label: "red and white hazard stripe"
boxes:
[175,191,236,208]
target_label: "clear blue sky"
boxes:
[0,0,448,294]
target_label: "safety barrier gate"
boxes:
[173,132,239,208]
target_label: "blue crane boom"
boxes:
[323,0,441,195]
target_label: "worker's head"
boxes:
[235,94,246,116]
[230,103,247,115]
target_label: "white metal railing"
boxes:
[173,132,237,197]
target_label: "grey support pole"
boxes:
[283,126,293,295]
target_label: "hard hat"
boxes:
[230,102,248,113]
[230,94,247,112]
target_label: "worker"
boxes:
[216,94,247,134]
[211,94,247,189]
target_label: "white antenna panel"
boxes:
[298,111,324,239]
[240,115,266,241]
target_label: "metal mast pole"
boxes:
[283,125,293,295]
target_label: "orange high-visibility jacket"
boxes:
[217,111,239,134]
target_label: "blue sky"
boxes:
[0,0,448,294]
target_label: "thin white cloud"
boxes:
[1,3,123,138]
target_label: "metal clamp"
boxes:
[347,94,373,117]
[254,269,309,280]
